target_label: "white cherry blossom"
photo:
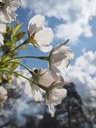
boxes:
[0,23,6,46]
[0,86,7,107]
[49,40,74,74]
[0,23,6,33]
[0,33,4,46]
[29,69,51,101]
[28,15,54,52]
[45,82,67,117]
[29,69,67,116]
[0,0,21,23]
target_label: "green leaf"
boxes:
[7,26,13,35]
[11,63,20,69]
[0,68,10,72]
[4,74,12,85]
[2,56,10,63]
[16,32,26,41]
[13,23,23,36]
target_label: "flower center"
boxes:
[34,69,39,74]
[0,2,5,10]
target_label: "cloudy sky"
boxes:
[17,0,96,104]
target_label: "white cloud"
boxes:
[75,51,96,75]
[55,22,83,41]
[55,21,93,42]
[65,51,96,107]
[21,0,28,8]
[21,0,96,42]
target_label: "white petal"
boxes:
[28,15,45,35]
[51,52,67,65]
[48,104,55,117]
[35,27,54,45]
[31,84,43,101]
[39,70,55,87]
[24,82,33,98]
[55,58,70,71]
[33,90,43,101]
[0,0,21,23]
[50,64,65,84]
[39,45,53,52]
[46,87,67,117]
[51,43,74,70]
[52,44,74,59]
[0,13,10,23]
[0,24,6,33]
[9,0,21,10]
[0,86,7,103]
[49,88,67,104]
[0,34,4,46]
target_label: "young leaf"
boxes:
[16,32,26,42]
[2,56,10,63]
[19,45,27,50]
[13,23,23,36]
[0,79,2,84]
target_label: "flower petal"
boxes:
[0,34,4,46]
[28,15,45,35]
[30,83,43,101]
[24,82,33,98]
[9,0,21,10]
[0,0,21,23]
[52,44,74,60]
[39,45,53,52]
[48,88,67,105]
[39,70,55,87]
[50,43,74,72]
[50,63,65,84]
[35,27,54,45]
[48,104,55,117]
[0,24,6,33]
[46,87,67,117]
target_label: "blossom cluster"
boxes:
[0,0,74,116]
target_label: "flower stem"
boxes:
[8,61,34,75]
[13,56,49,61]
[14,71,47,91]
[2,56,49,65]
[0,68,47,91]
[2,41,27,61]
[8,43,24,56]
